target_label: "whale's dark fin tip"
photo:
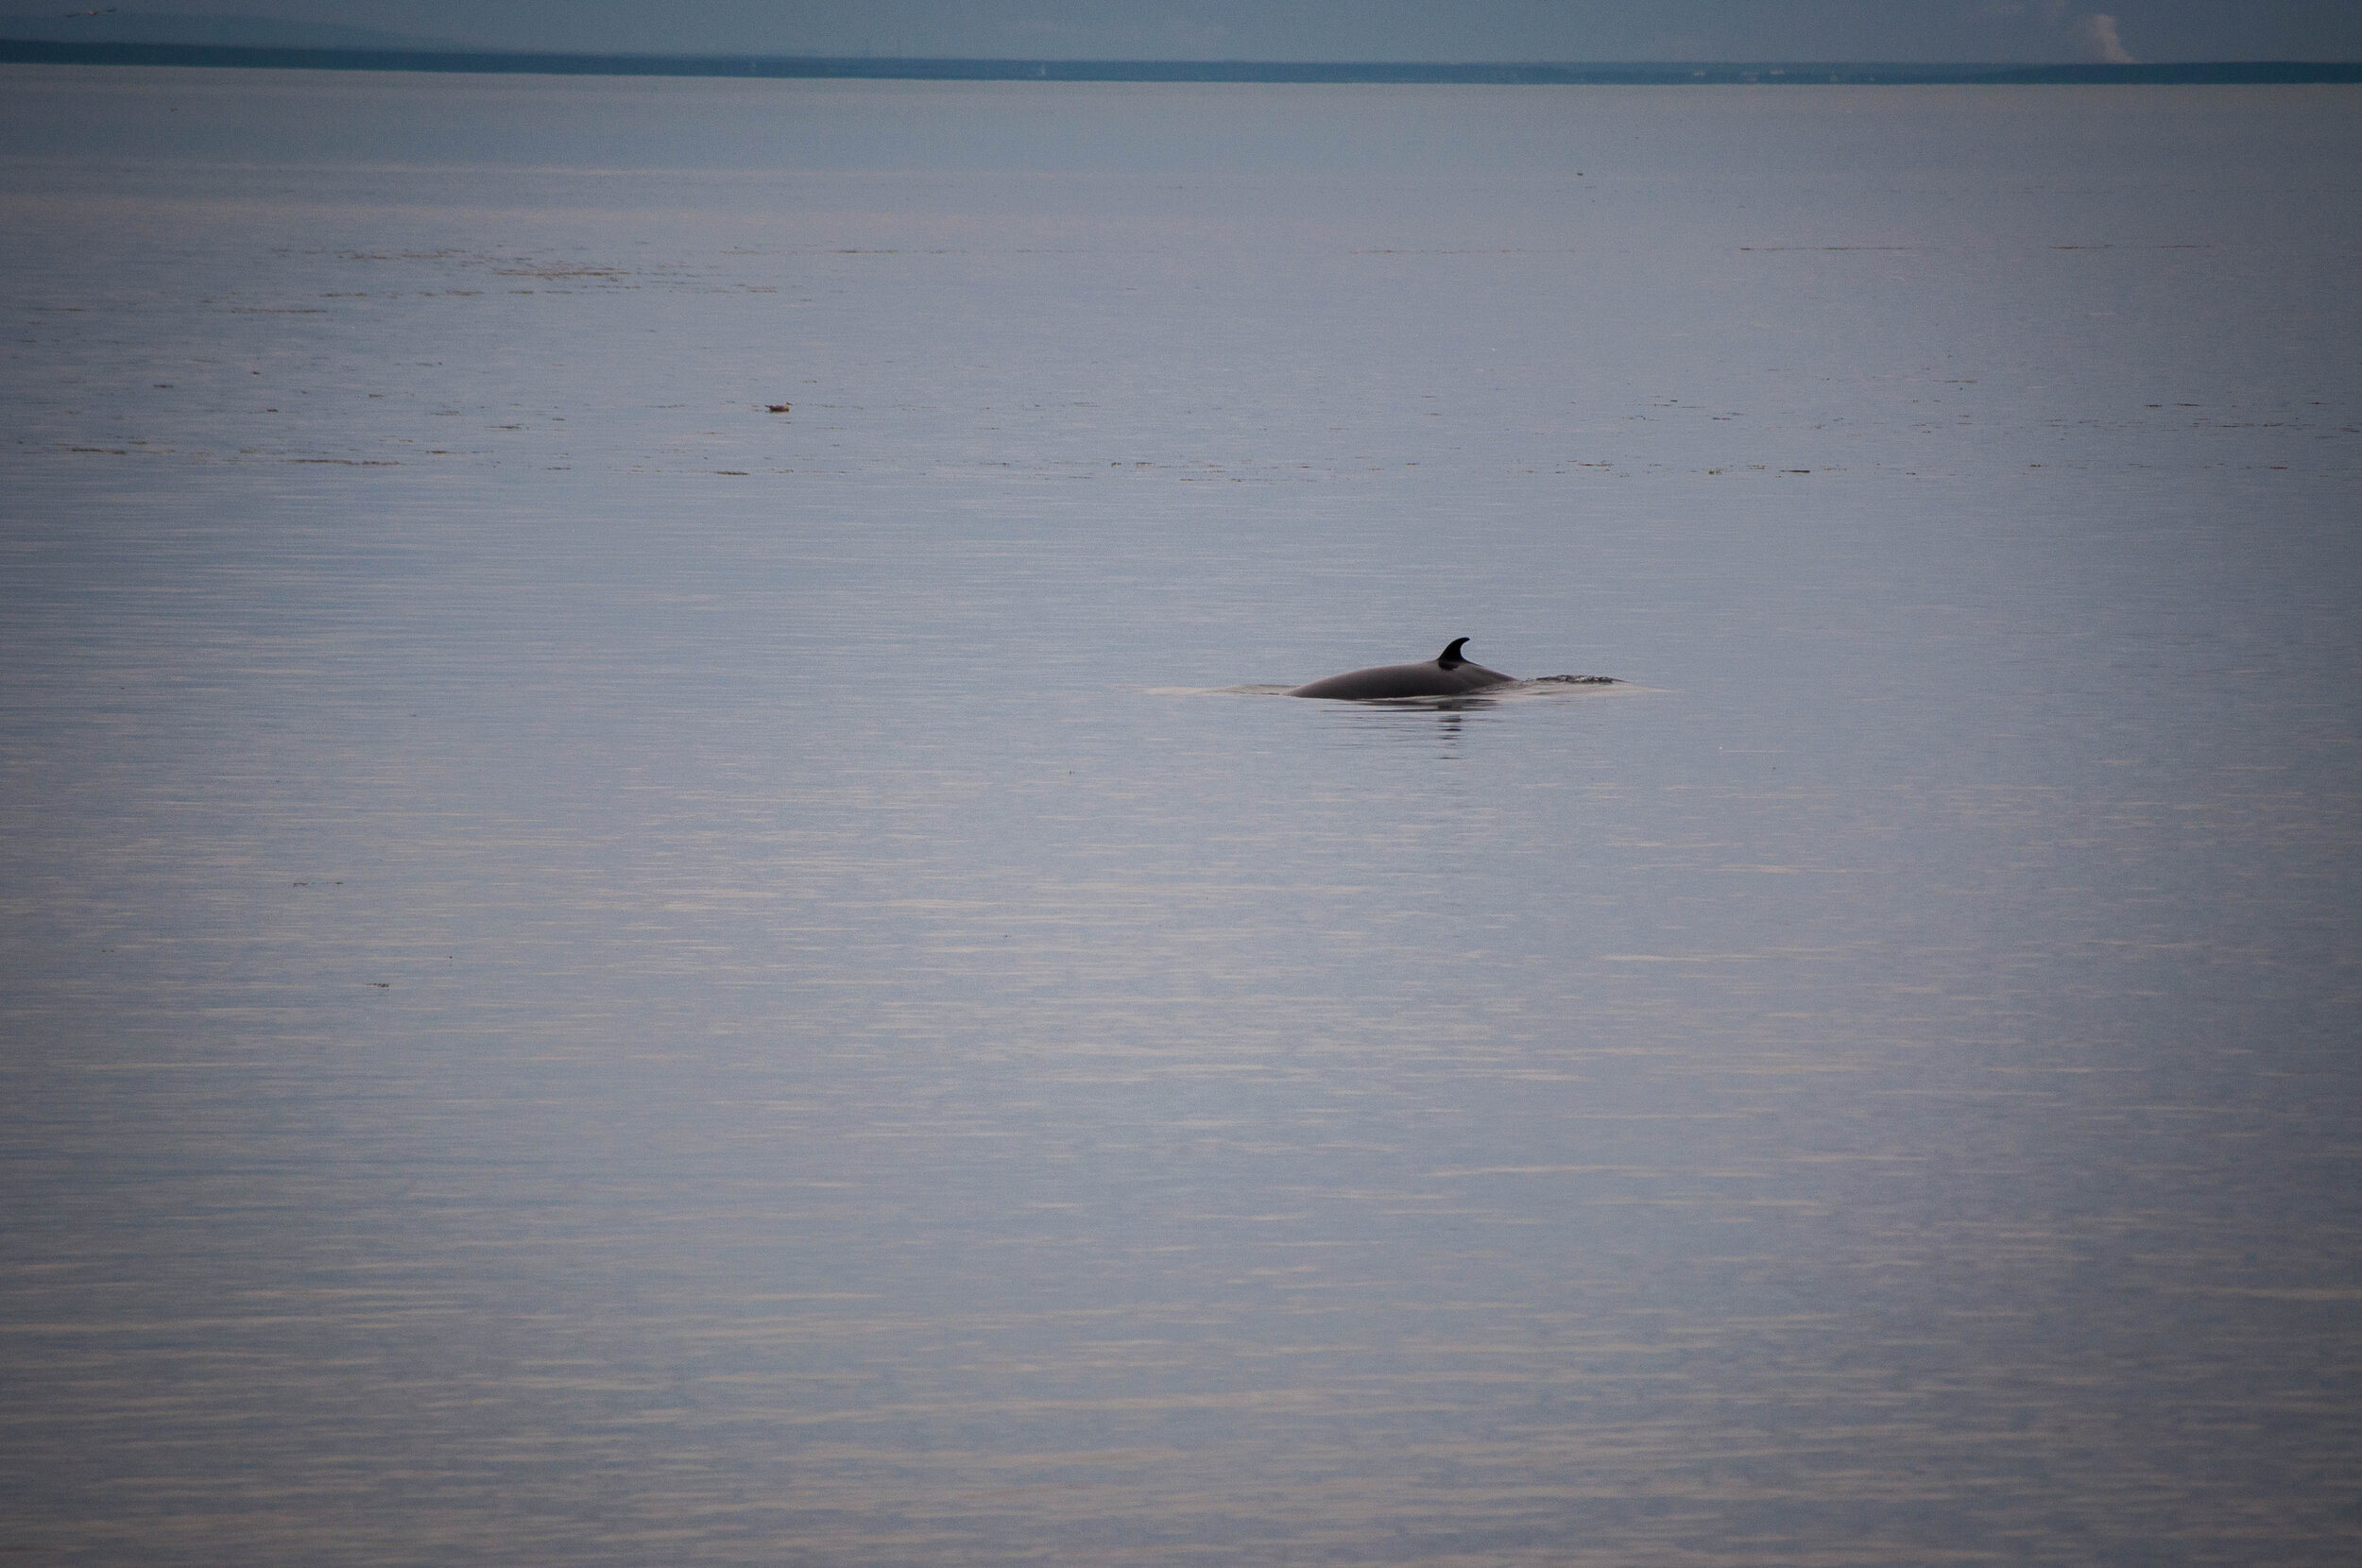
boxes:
[1437,637,1470,668]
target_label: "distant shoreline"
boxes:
[3,42,2358,85]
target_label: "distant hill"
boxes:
[0,8,463,50]
[1,31,2355,86]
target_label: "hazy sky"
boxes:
[8,1,2362,61]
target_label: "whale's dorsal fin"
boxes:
[1436,638,1470,668]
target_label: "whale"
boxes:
[1290,638,1518,700]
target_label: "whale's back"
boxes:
[1290,639,1517,700]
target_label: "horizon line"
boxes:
[4,42,2359,85]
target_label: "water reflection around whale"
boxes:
[1195,675,1630,711]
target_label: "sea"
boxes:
[3,64,2359,1566]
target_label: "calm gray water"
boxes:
[4,67,2361,1565]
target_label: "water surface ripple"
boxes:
[4,68,2360,1566]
